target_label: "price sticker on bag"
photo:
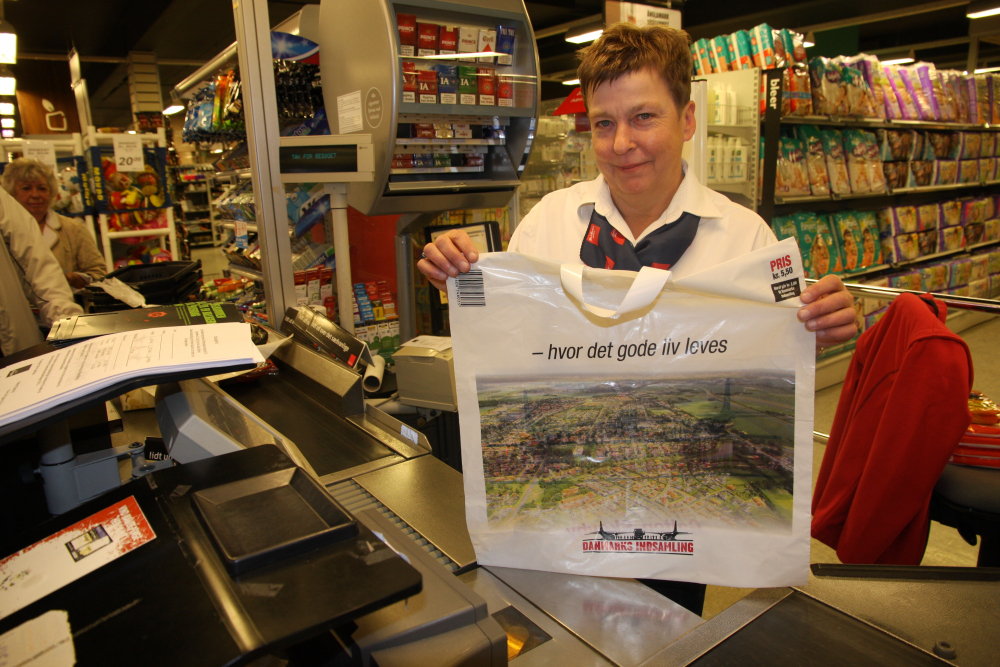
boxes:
[112,134,145,171]
[24,141,57,170]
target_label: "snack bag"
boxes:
[856,211,882,267]
[831,211,864,272]
[811,57,848,115]
[934,160,959,185]
[821,128,851,194]
[711,36,732,71]
[916,204,940,231]
[796,212,843,278]
[749,23,775,69]
[796,125,830,196]
[959,160,981,184]
[885,66,919,120]
[915,63,942,120]
[842,129,871,193]
[781,136,811,196]
[940,200,962,227]
[783,64,813,116]
[863,131,886,193]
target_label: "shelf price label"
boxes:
[112,134,145,171]
[235,219,248,249]
[24,141,57,170]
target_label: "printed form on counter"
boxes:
[448,239,815,588]
[0,323,264,429]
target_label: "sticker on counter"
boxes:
[400,424,419,445]
[0,496,156,620]
[336,90,363,134]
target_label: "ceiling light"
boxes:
[0,102,13,115]
[976,66,1000,73]
[967,1,1000,18]
[881,49,916,66]
[1,129,12,138]
[882,56,915,66]
[565,23,603,44]
[126,130,136,134]
[163,105,185,115]
[0,19,16,65]
[803,32,816,48]
[562,78,580,86]
[0,65,14,96]
[1,118,12,128]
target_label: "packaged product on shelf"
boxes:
[772,214,798,241]
[831,211,864,271]
[711,35,731,71]
[942,70,964,121]
[478,28,497,63]
[810,57,848,115]
[984,218,1000,242]
[497,75,513,107]
[795,125,830,196]
[458,66,478,105]
[992,275,1000,297]
[694,38,713,75]
[912,63,943,120]
[454,123,472,139]
[782,64,813,116]
[484,26,512,66]
[969,278,991,298]
[915,203,940,231]
[938,225,965,252]
[988,249,1000,273]
[821,128,851,194]
[437,64,458,104]
[862,131,886,193]
[885,66,919,120]
[932,159,957,185]
[880,205,918,234]
[916,229,938,255]
[956,132,983,159]
[860,277,891,314]
[962,197,988,225]
[890,232,921,262]
[959,160,981,184]
[896,66,932,120]
[412,122,434,138]
[402,60,417,103]
[983,132,997,158]
[856,211,882,267]
[940,200,962,227]
[954,72,972,122]
[908,160,934,187]
[458,27,478,60]
[890,271,924,291]
[705,37,720,73]
[877,129,913,162]
[965,75,983,124]
[839,63,879,117]
[464,153,484,167]
[778,135,810,196]
[795,212,843,278]
[728,30,753,70]
[965,221,986,245]
[881,162,905,188]
[433,121,453,138]
[848,54,888,119]
[397,14,417,56]
[417,70,438,103]
[417,22,439,56]
[749,23,775,68]
[925,132,952,159]
[438,26,458,55]
[477,67,496,105]
[920,264,949,292]
[971,255,990,281]
[433,154,451,167]
[391,153,413,169]
[689,44,703,76]
[976,75,991,123]
[948,258,973,286]
[842,129,871,193]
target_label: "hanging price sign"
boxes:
[112,134,145,171]
[24,141,57,170]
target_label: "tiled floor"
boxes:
[193,245,229,281]
[702,314,999,620]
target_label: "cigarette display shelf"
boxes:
[214,168,253,180]
[392,145,489,154]
[390,166,484,174]
[774,179,1000,205]
[395,137,504,147]
[779,115,1000,132]
[222,222,260,233]
[399,102,533,118]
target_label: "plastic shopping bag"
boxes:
[448,238,815,588]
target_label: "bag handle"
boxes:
[560,264,671,319]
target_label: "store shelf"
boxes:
[215,168,252,179]
[773,180,1000,205]
[834,239,1000,281]
[222,222,259,233]
[389,166,484,174]
[395,137,505,147]
[707,124,756,141]
[228,264,263,281]
[392,145,489,154]
[712,181,755,198]
[779,115,1000,132]
[399,101,533,118]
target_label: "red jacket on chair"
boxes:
[812,293,973,564]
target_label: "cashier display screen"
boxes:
[279,145,358,173]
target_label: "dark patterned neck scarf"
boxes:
[579,208,700,271]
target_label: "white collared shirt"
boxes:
[509,163,776,279]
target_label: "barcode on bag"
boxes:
[455,269,485,306]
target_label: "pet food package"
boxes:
[856,211,882,267]
[821,129,851,195]
[796,125,830,196]
[796,212,844,277]
[842,129,871,194]
[831,211,864,272]
[450,243,815,587]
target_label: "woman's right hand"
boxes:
[417,229,480,291]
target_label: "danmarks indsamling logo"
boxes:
[582,520,694,555]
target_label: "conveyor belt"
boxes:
[222,375,395,477]
[329,479,459,573]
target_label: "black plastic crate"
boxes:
[95,260,202,293]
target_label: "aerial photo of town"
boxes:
[477,372,796,535]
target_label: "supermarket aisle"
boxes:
[192,245,228,281]
[703,315,998,619]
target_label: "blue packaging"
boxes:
[436,64,458,105]
[496,26,516,66]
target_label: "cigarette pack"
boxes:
[496,26,516,66]
[437,64,458,104]
[458,27,479,61]
[413,123,434,138]
[418,70,438,103]
[391,154,413,169]
[434,154,451,167]
[417,23,439,56]
[477,67,496,105]
[478,29,497,63]
[453,123,472,139]
[397,13,416,56]
[465,153,484,167]
[402,60,416,103]
[439,26,458,55]
[458,66,478,105]
[498,75,513,107]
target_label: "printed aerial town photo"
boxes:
[477,372,796,535]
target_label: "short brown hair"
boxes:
[577,22,692,111]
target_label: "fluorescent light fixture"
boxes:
[1,118,13,128]
[803,32,816,48]
[565,22,604,44]
[562,78,580,86]
[411,51,499,60]
[1,129,13,138]
[0,20,16,65]
[0,102,13,115]
[976,66,1000,73]
[126,130,136,134]
[881,49,916,66]
[163,105,185,115]
[967,1,1000,18]
[211,148,223,153]
[0,70,14,96]
[882,56,915,66]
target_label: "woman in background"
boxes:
[2,158,106,289]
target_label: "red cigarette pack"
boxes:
[439,26,458,54]
[497,75,513,107]
[417,69,438,103]
[402,60,416,103]
[477,67,496,105]
[397,14,416,56]
[417,23,439,55]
